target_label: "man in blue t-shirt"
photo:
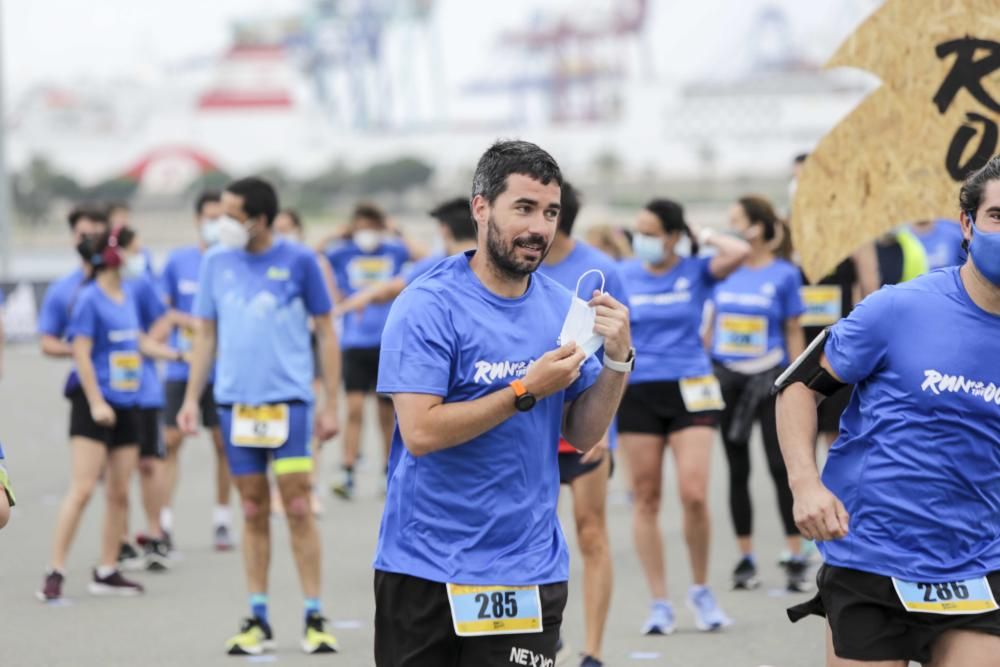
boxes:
[373,141,633,667]
[778,156,1000,665]
[158,190,235,552]
[325,203,410,499]
[536,181,625,667]
[178,177,342,657]
[911,218,966,270]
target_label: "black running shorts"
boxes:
[344,347,382,393]
[374,570,567,667]
[617,381,720,436]
[162,380,219,429]
[789,564,1000,664]
[69,390,140,449]
[137,407,165,459]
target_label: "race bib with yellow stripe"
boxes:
[679,375,725,412]
[446,583,543,637]
[231,403,290,448]
[800,285,843,328]
[892,576,999,615]
[716,314,767,357]
[109,351,142,392]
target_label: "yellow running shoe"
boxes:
[225,617,275,656]
[301,613,339,654]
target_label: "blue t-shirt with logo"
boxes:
[127,275,167,409]
[161,246,207,382]
[619,256,718,383]
[194,239,333,405]
[38,268,88,392]
[912,220,965,271]
[67,283,143,408]
[711,260,804,366]
[537,241,626,449]
[404,253,445,285]
[326,239,410,349]
[374,252,602,585]
[820,268,1000,581]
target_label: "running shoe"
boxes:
[686,586,733,631]
[785,558,812,593]
[580,657,604,667]
[214,524,235,552]
[640,600,676,636]
[117,542,145,572]
[37,570,64,601]
[331,480,354,501]
[88,569,144,596]
[301,612,339,654]
[732,556,761,590]
[225,617,275,656]
[143,538,171,572]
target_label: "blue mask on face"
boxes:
[968,212,1000,286]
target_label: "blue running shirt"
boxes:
[326,239,410,349]
[160,246,206,382]
[619,256,717,382]
[127,275,167,409]
[821,267,1000,581]
[67,283,143,407]
[912,220,965,271]
[711,260,804,366]
[375,252,602,585]
[194,240,332,405]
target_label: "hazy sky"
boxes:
[2,0,879,101]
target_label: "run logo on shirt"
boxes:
[922,370,1000,405]
[473,359,534,385]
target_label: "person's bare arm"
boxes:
[72,336,115,426]
[785,317,806,361]
[852,242,880,300]
[177,319,217,434]
[703,228,751,279]
[313,312,341,441]
[40,334,73,358]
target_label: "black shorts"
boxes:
[344,346,381,394]
[374,570,567,667]
[558,450,614,485]
[817,384,853,433]
[617,381,720,436]
[137,407,164,459]
[162,380,219,429]
[68,390,140,449]
[789,564,1000,663]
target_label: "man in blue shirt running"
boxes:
[373,140,633,667]
[778,156,1000,666]
[178,177,342,656]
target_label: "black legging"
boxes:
[716,365,798,538]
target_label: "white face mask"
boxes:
[354,229,382,253]
[632,232,665,264]
[201,218,222,246]
[123,252,148,279]
[558,269,606,359]
[217,215,250,249]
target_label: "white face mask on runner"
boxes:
[558,269,606,359]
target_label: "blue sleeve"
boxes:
[67,293,98,341]
[160,257,177,306]
[38,284,69,337]
[697,255,719,287]
[603,265,628,305]
[302,253,333,316]
[192,255,216,320]
[824,286,894,384]
[377,289,454,396]
[782,267,805,318]
[565,355,602,402]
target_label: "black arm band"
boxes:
[772,328,846,397]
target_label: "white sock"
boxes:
[96,565,117,579]
[213,505,231,527]
[160,507,174,532]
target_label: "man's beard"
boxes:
[485,214,549,280]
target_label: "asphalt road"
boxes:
[0,344,828,666]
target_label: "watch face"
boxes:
[516,393,536,412]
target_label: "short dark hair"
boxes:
[471,140,563,205]
[195,189,221,216]
[105,201,129,217]
[558,181,581,236]
[67,204,109,230]
[960,155,1000,220]
[646,198,699,255]
[793,152,809,165]
[429,197,476,242]
[351,202,387,228]
[738,195,779,242]
[225,177,279,226]
[280,208,303,229]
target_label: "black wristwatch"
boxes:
[510,380,536,412]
